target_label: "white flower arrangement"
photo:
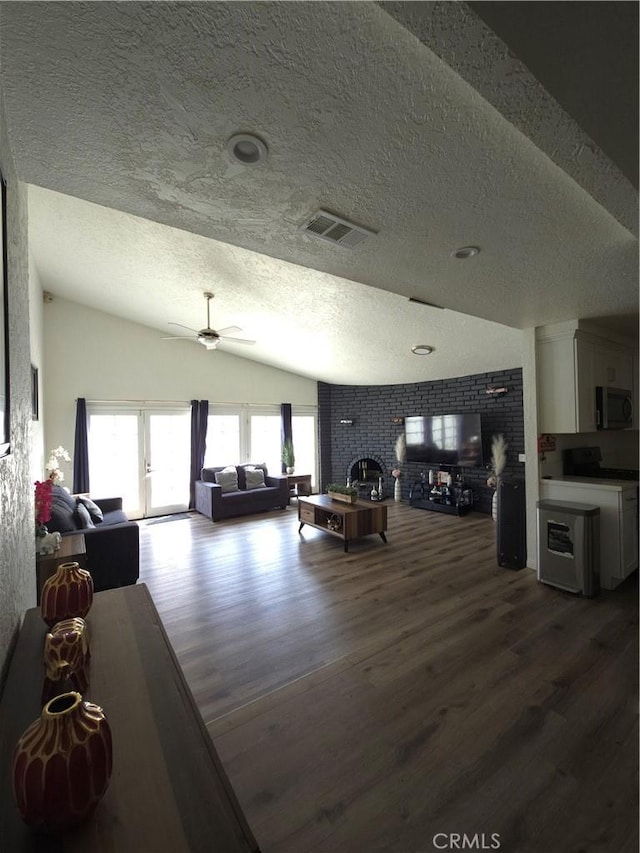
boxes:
[46,446,71,483]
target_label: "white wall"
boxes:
[28,255,44,481]
[0,113,34,679]
[43,297,317,459]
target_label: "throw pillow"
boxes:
[49,491,79,533]
[75,501,95,529]
[215,466,239,494]
[244,466,266,490]
[77,496,104,524]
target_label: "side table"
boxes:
[36,533,86,603]
[287,474,312,499]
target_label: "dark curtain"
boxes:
[73,397,90,494]
[281,402,293,473]
[189,399,209,508]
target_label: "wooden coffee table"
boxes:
[298,494,387,552]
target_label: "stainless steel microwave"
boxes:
[595,386,633,430]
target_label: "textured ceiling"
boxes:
[1,1,637,384]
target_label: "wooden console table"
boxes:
[298,494,388,552]
[0,583,260,853]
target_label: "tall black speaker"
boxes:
[497,478,526,570]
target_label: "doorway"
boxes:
[87,405,190,518]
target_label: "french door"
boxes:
[87,405,191,518]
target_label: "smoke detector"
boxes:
[300,210,376,248]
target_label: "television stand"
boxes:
[409,481,473,516]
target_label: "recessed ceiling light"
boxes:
[451,246,480,259]
[411,345,434,355]
[226,133,268,166]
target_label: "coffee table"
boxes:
[298,494,388,552]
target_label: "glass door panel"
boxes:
[145,411,191,517]
[88,413,143,518]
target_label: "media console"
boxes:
[409,481,474,516]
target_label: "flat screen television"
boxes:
[404,413,483,467]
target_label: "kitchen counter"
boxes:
[541,476,639,490]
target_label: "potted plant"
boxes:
[327,483,359,504]
[282,439,295,474]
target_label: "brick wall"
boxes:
[318,368,524,514]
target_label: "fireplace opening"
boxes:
[349,457,384,496]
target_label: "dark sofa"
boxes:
[47,486,140,592]
[195,463,289,522]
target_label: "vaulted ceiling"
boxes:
[1,1,637,384]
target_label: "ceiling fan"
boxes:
[163,292,255,350]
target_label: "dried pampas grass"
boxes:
[395,432,406,464]
[491,434,508,477]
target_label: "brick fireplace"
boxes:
[346,453,388,498]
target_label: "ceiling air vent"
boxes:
[300,210,376,248]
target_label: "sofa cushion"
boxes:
[215,466,239,493]
[49,485,79,533]
[237,463,268,490]
[77,495,104,524]
[75,500,96,529]
[244,466,266,490]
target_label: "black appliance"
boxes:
[562,447,639,481]
[404,413,483,467]
[497,478,526,570]
[595,386,633,430]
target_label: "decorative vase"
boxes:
[41,562,94,628]
[12,691,112,831]
[286,466,295,474]
[491,489,498,521]
[42,617,91,704]
[394,479,402,502]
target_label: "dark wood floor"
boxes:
[139,503,638,853]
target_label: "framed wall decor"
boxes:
[0,170,9,457]
[31,365,38,421]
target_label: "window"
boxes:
[204,413,241,467]
[292,412,317,486]
[204,405,318,483]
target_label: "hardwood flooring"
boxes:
[139,503,638,853]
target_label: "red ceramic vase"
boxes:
[41,561,94,628]
[12,691,112,830]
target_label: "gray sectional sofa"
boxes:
[195,463,289,521]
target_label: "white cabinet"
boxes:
[539,478,638,590]
[537,332,597,433]
[621,489,639,575]
[595,342,634,390]
[537,325,635,434]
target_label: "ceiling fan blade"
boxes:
[219,335,256,346]
[215,325,242,336]
[168,322,199,333]
[162,335,196,341]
